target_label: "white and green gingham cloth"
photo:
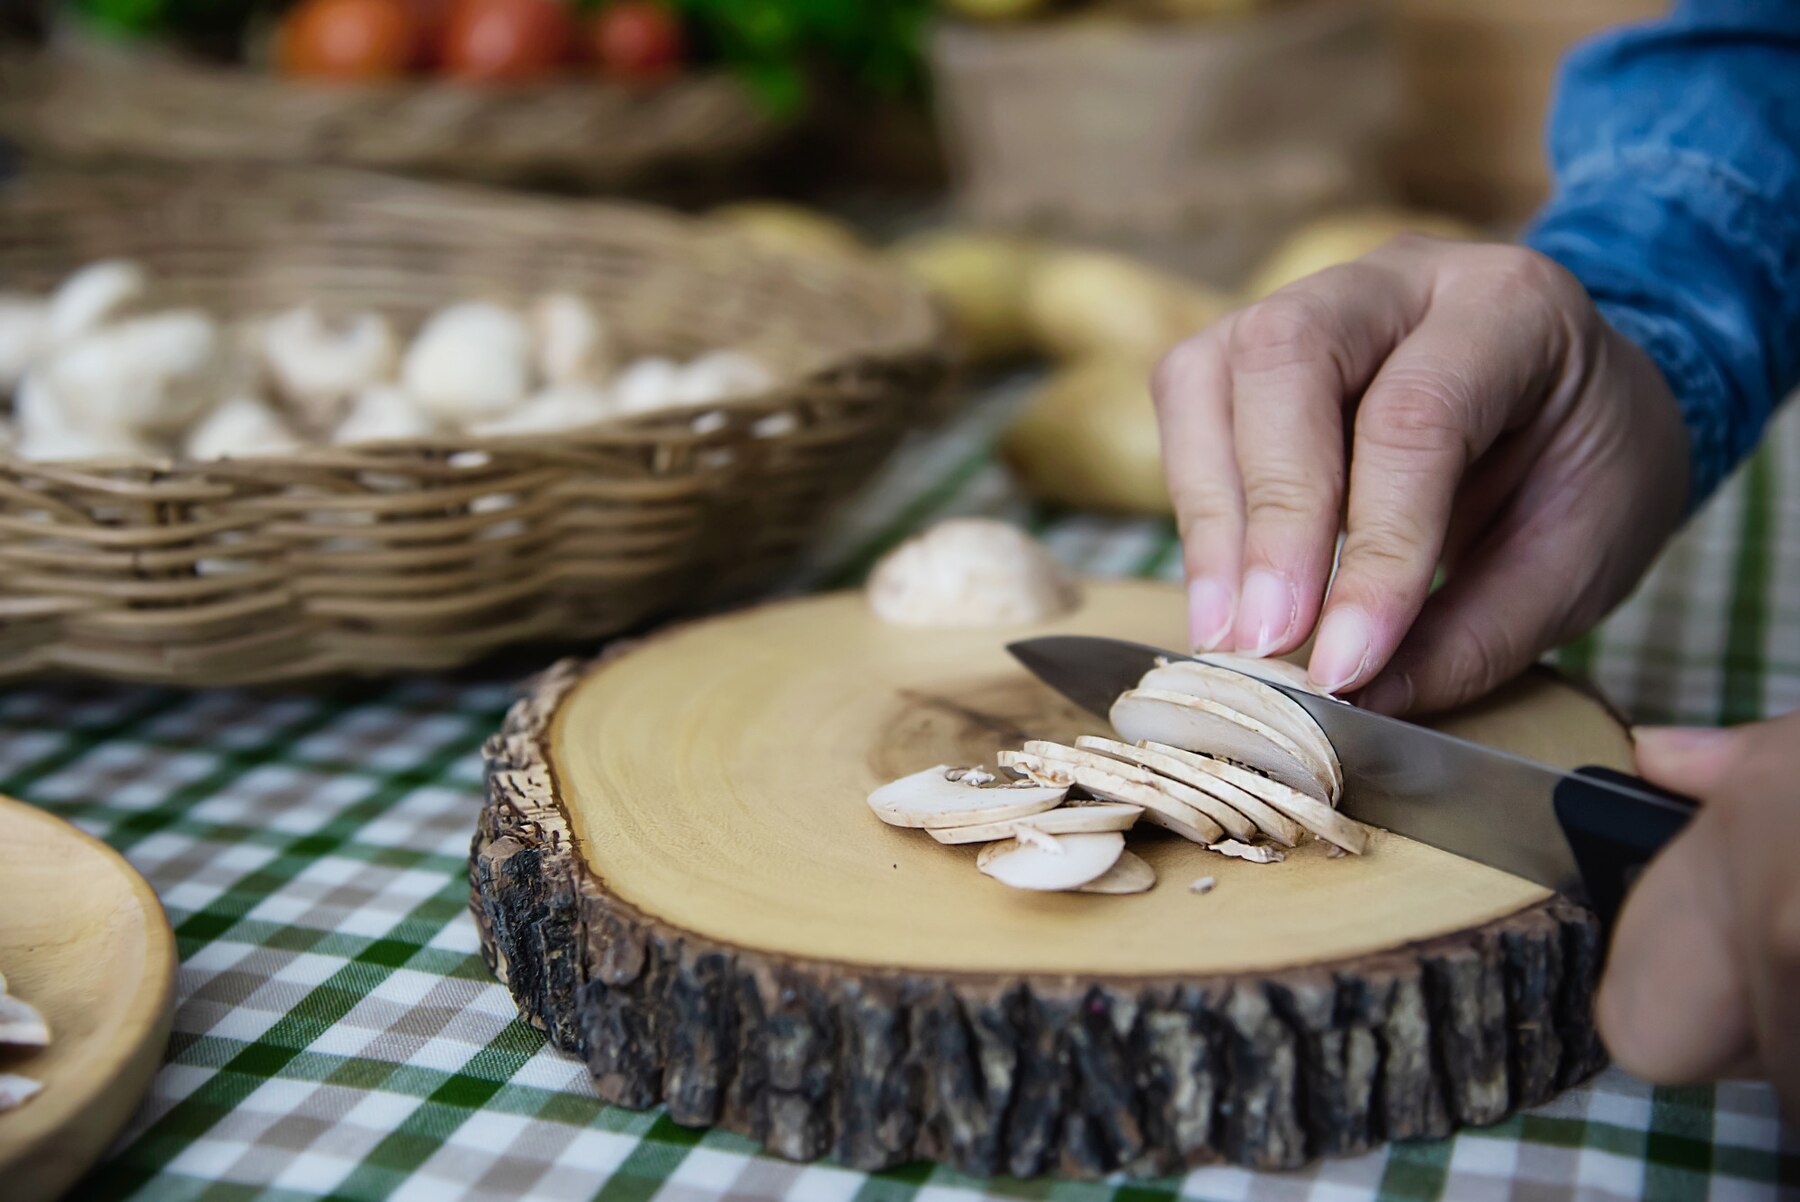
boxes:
[8,377,1797,1202]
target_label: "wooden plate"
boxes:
[0,793,176,1202]
[471,582,1630,1177]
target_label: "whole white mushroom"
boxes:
[867,518,1081,627]
[669,351,774,408]
[0,296,49,391]
[261,307,397,427]
[612,356,681,415]
[531,293,613,386]
[46,260,148,345]
[332,385,441,445]
[43,310,220,434]
[467,385,617,436]
[401,302,532,422]
[13,372,163,461]
[185,395,303,461]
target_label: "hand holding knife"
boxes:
[1007,635,1698,934]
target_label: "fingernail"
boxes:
[1360,673,1413,715]
[1233,569,1295,657]
[1308,607,1372,693]
[1188,578,1235,651]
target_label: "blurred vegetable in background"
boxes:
[60,0,932,113]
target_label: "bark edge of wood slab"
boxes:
[469,604,1613,1178]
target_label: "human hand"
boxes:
[1601,717,1800,1117]
[1153,236,1690,713]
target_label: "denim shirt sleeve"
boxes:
[1522,0,1800,508]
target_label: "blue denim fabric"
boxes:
[1522,0,1800,509]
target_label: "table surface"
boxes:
[6,376,1797,1202]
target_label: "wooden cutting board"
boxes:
[471,580,1630,1177]
[0,793,175,1202]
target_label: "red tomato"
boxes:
[280,0,419,80]
[400,0,454,65]
[590,1,684,84]
[439,0,576,81]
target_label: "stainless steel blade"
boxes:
[1006,635,1583,894]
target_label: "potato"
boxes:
[889,230,1040,365]
[1241,208,1483,299]
[708,202,869,260]
[1024,248,1230,364]
[1002,356,1171,516]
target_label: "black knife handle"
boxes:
[1553,765,1701,934]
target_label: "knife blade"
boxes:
[1006,634,1698,919]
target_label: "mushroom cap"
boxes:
[1136,661,1342,799]
[867,518,1080,628]
[1110,688,1337,803]
[184,395,303,461]
[926,800,1142,844]
[1195,652,1335,697]
[401,302,533,419]
[0,993,50,1047]
[1076,849,1156,894]
[866,764,1066,829]
[47,258,147,344]
[333,385,440,445]
[976,831,1125,891]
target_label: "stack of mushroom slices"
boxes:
[867,653,1371,894]
[0,966,50,1111]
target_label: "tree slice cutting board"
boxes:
[471,580,1630,1177]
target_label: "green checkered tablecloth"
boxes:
[8,376,1797,1202]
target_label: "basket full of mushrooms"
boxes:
[0,166,946,686]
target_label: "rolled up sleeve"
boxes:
[1523,0,1800,508]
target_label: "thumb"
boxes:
[1594,804,1754,1084]
[1596,721,1762,1085]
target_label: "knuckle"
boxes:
[1342,520,1430,576]
[1439,616,1520,698]
[1229,291,1337,370]
[1151,336,1215,412]
[1244,468,1331,526]
[1170,475,1239,526]
[1361,376,1474,460]
[1474,244,1582,308]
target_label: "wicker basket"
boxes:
[928,1,1397,284]
[0,166,947,686]
[0,37,786,190]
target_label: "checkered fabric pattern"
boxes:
[7,375,1798,1202]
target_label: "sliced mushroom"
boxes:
[1021,740,1256,841]
[927,800,1142,844]
[998,750,1225,845]
[1077,849,1156,894]
[1110,688,1336,804]
[1137,661,1343,799]
[1196,652,1339,698]
[0,1074,41,1112]
[867,764,1066,830]
[976,831,1124,891]
[1208,839,1286,864]
[0,993,50,1046]
[1072,735,1303,846]
[1140,741,1369,854]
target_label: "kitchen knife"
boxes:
[1006,634,1699,930]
